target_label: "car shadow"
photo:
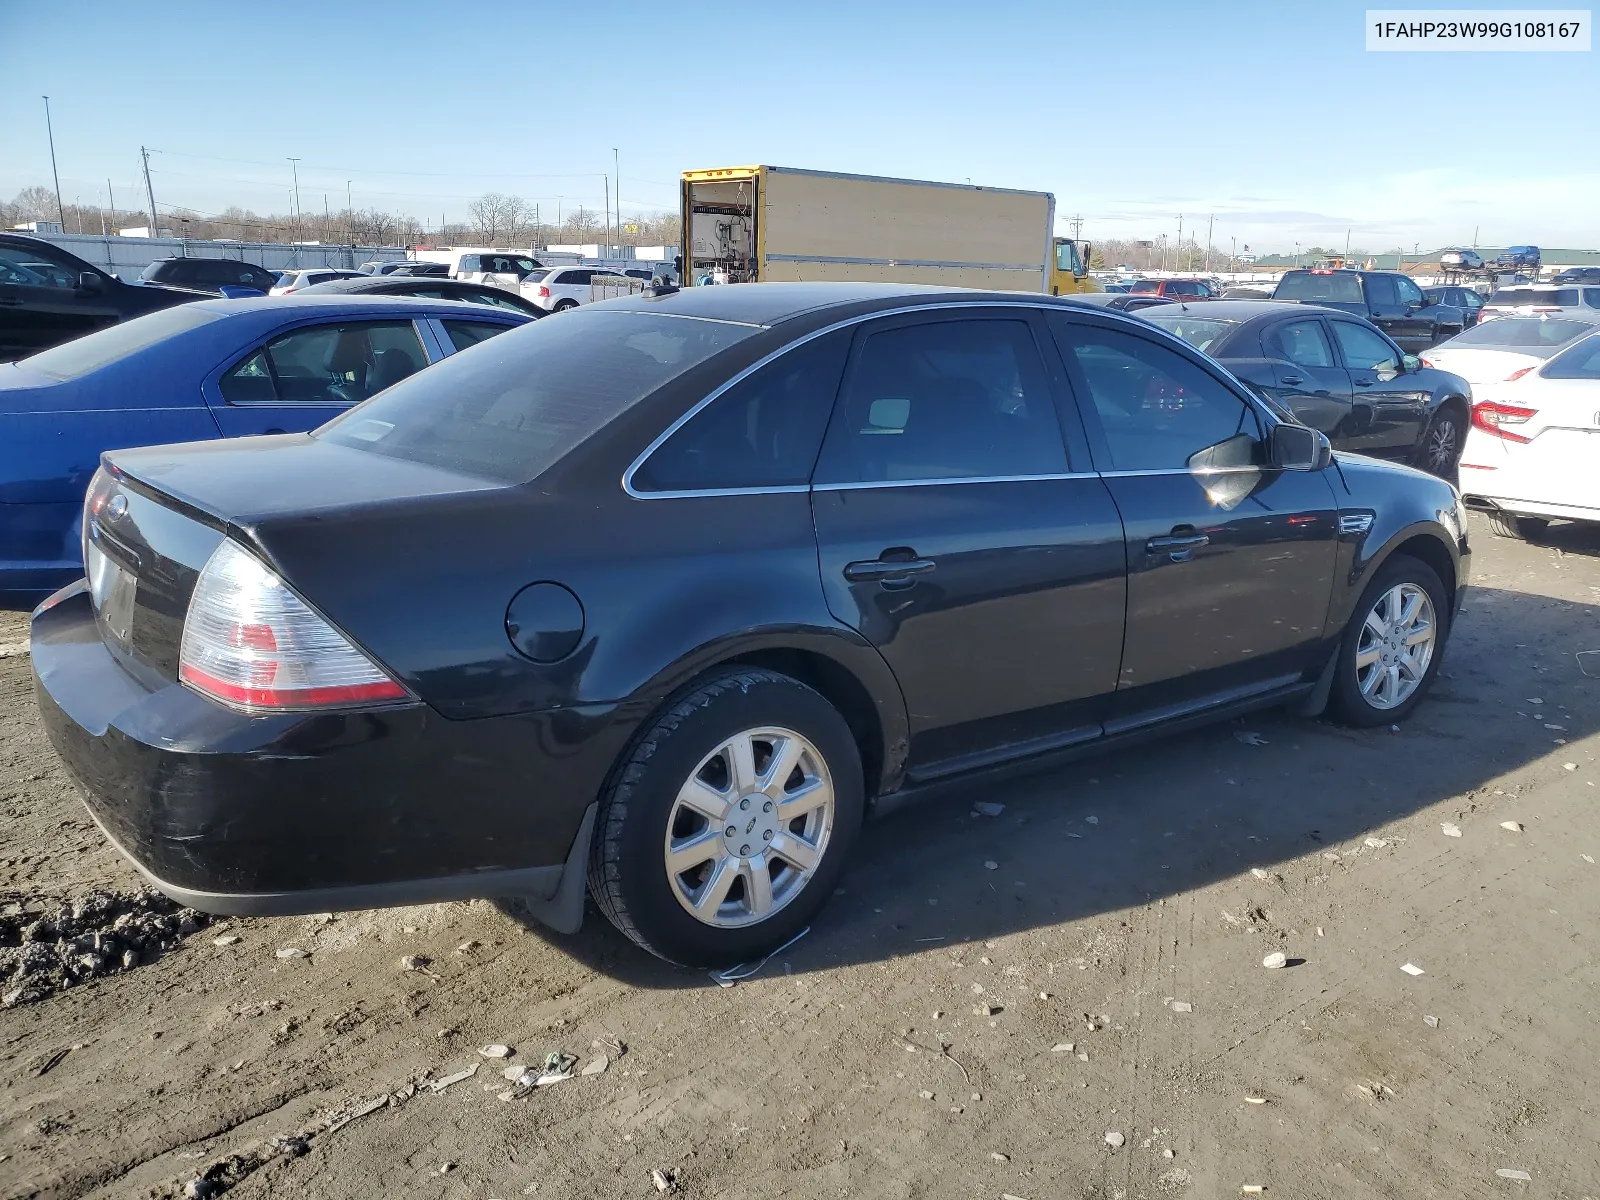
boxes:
[1523,520,1600,558]
[505,582,1599,985]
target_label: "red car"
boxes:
[1128,278,1221,300]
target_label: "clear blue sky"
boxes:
[1,0,1594,253]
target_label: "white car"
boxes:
[1422,314,1600,388]
[269,268,364,296]
[1480,284,1600,322]
[1459,329,1600,539]
[520,266,639,312]
[451,251,544,289]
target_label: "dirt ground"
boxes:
[2,512,1598,1200]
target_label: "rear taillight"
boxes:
[1471,400,1538,444]
[179,539,408,712]
[1504,366,1537,381]
[537,285,550,297]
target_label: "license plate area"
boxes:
[86,541,138,650]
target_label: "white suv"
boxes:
[520,267,639,312]
[452,252,544,290]
[269,268,364,295]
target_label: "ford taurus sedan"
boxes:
[33,283,1470,967]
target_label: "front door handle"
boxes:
[1145,531,1203,563]
[1354,377,1376,387]
[1280,373,1305,385]
[843,555,936,583]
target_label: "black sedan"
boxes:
[33,283,1470,967]
[296,274,544,317]
[1139,300,1473,478]
[1069,291,1176,313]
[0,233,202,360]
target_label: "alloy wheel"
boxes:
[663,726,835,928]
[1354,583,1437,710]
[1426,417,1459,474]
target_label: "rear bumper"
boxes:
[31,583,630,925]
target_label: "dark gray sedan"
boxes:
[1140,300,1472,478]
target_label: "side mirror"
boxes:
[77,271,103,294]
[1079,243,1092,276]
[1402,353,1421,373]
[1271,422,1333,471]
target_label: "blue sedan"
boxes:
[1,296,530,597]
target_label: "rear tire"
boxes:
[1330,554,1449,728]
[588,668,864,967]
[1414,405,1464,479]
[1488,511,1548,541]
[553,299,578,312]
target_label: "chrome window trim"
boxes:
[813,473,1096,492]
[621,299,1269,499]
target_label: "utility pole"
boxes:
[1345,228,1351,259]
[346,181,353,248]
[604,174,611,257]
[288,158,302,241]
[105,178,115,235]
[1176,215,1183,272]
[614,147,621,251]
[1206,214,1214,271]
[140,146,159,235]
[1231,235,1236,271]
[43,96,66,228]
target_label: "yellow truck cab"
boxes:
[1050,237,1098,295]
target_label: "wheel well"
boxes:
[722,648,885,797]
[1390,534,1456,608]
[1437,394,1469,423]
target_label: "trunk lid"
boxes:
[90,436,504,687]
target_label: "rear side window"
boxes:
[22,304,222,380]
[1365,275,1399,306]
[441,319,515,352]
[457,256,479,273]
[1051,322,1262,473]
[1274,272,1363,303]
[318,310,756,482]
[1491,288,1580,306]
[219,320,427,405]
[632,331,849,493]
[813,317,1068,484]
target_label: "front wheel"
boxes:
[588,668,864,966]
[1330,555,1449,727]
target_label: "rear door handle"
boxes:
[843,557,936,583]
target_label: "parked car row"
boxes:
[29,281,1471,968]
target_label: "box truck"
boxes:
[680,165,1097,295]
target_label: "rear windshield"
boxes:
[1488,288,1580,307]
[1274,272,1364,303]
[1446,317,1595,349]
[523,268,554,283]
[1128,280,1160,293]
[21,304,221,380]
[1139,314,1238,353]
[317,309,757,483]
[138,261,166,281]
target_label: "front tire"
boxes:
[588,668,864,966]
[1330,555,1449,727]
[1488,511,1548,541]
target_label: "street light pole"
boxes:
[613,147,620,253]
[288,158,302,241]
[43,96,66,228]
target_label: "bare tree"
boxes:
[468,193,530,245]
[562,206,601,239]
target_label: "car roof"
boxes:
[186,294,523,316]
[604,281,1069,327]
[302,277,491,293]
[1132,299,1363,322]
